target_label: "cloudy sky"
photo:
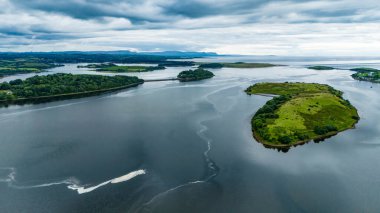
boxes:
[1,0,380,56]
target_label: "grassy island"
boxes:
[0,73,143,103]
[198,62,277,69]
[0,58,62,77]
[307,66,335,70]
[177,68,214,82]
[78,63,165,73]
[350,67,380,83]
[245,82,359,148]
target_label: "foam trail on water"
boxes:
[68,170,146,194]
[0,167,16,183]
[1,167,146,194]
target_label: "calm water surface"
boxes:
[0,59,380,212]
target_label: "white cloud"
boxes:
[0,0,380,56]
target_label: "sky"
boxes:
[1,0,380,56]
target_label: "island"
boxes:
[158,61,195,67]
[0,58,63,78]
[198,62,278,69]
[78,63,165,72]
[177,68,215,82]
[245,82,359,148]
[0,73,143,104]
[307,66,335,70]
[350,67,380,83]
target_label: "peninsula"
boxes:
[0,58,63,77]
[245,82,359,147]
[350,67,380,83]
[198,62,277,69]
[0,73,143,103]
[78,63,165,72]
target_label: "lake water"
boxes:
[0,58,380,212]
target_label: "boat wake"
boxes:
[0,167,146,194]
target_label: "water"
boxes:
[0,59,380,212]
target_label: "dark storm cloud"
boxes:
[10,0,380,24]
[11,0,159,23]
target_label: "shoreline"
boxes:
[0,82,143,105]
[251,118,359,149]
[247,82,360,149]
[0,76,209,106]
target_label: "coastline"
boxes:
[251,116,359,149]
[0,82,143,105]
[247,83,360,149]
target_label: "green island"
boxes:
[158,61,195,67]
[0,73,143,103]
[307,66,335,70]
[78,63,165,72]
[177,68,215,82]
[245,82,359,148]
[0,58,62,78]
[198,62,277,69]
[350,67,380,83]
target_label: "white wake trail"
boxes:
[68,170,146,194]
[0,167,146,194]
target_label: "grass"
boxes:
[246,82,359,147]
[245,82,342,96]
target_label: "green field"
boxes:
[246,82,359,147]
[198,62,277,69]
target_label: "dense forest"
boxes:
[0,58,63,77]
[350,67,380,83]
[307,66,335,70]
[0,73,143,101]
[177,68,215,81]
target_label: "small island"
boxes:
[78,63,165,73]
[0,58,63,78]
[0,73,143,104]
[350,67,380,83]
[177,68,214,82]
[158,61,195,67]
[245,82,359,148]
[198,62,278,69]
[307,66,335,70]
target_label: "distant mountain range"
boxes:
[0,50,219,58]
